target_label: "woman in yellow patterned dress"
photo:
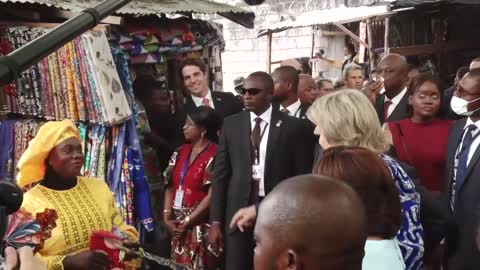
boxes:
[16,120,138,270]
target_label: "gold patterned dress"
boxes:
[21,176,138,270]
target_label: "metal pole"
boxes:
[266,32,272,74]
[0,0,131,86]
[366,19,375,71]
[310,27,315,59]
[384,17,390,55]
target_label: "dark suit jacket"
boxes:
[173,91,243,146]
[271,101,309,120]
[443,118,480,269]
[375,93,410,124]
[272,101,317,165]
[210,109,313,224]
[209,109,313,270]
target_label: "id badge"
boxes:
[252,164,262,181]
[174,188,185,208]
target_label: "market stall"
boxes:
[0,0,254,239]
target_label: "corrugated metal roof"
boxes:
[394,0,480,6]
[347,0,393,7]
[0,0,252,15]
[258,4,395,37]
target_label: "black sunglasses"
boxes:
[241,87,262,96]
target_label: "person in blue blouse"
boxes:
[307,89,424,270]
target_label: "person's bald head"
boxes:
[298,74,316,105]
[377,54,409,97]
[470,58,480,70]
[272,66,300,101]
[254,174,367,270]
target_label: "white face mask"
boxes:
[450,96,480,116]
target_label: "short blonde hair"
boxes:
[307,89,390,153]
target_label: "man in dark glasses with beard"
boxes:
[208,71,313,270]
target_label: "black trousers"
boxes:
[224,227,254,270]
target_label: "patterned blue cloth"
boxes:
[109,123,126,192]
[126,145,154,232]
[125,118,154,232]
[382,155,424,270]
[111,47,135,109]
[0,121,14,181]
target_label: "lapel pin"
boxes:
[276,120,282,127]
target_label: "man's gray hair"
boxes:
[343,63,363,80]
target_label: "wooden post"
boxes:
[310,27,316,76]
[266,32,272,74]
[367,18,375,71]
[334,22,370,49]
[384,17,390,54]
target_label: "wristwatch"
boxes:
[184,216,190,224]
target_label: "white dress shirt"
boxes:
[280,99,302,118]
[250,105,272,197]
[385,87,407,118]
[191,89,215,109]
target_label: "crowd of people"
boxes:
[6,49,480,270]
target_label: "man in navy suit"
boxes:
[443,68,480,269]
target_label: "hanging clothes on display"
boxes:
[0,15,227,240]
[0,27,133,126]
[0,119,154,233]
[82,31,132,125]
[0,24,154,234]
[0,120,14,181]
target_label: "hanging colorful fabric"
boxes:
[126,146,154,232]
[82,31,132,125]
[0,120,14,181]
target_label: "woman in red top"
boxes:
[163,106,222,270]
[388,74,452,195]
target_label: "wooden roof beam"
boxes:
[334,22,370,49]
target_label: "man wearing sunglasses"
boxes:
[208,71,313,270]
[174,57,243,146]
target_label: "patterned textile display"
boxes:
[0,120,14,181]
[0,17,226,247]
[108,19,224,65]
[0,21,171,267]
[82,32,132,125]
[0,27,132,125]
[0,119,154,233]
[124,117,154,232]
[3,208,58,252]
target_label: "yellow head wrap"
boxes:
[16,120,81,188]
